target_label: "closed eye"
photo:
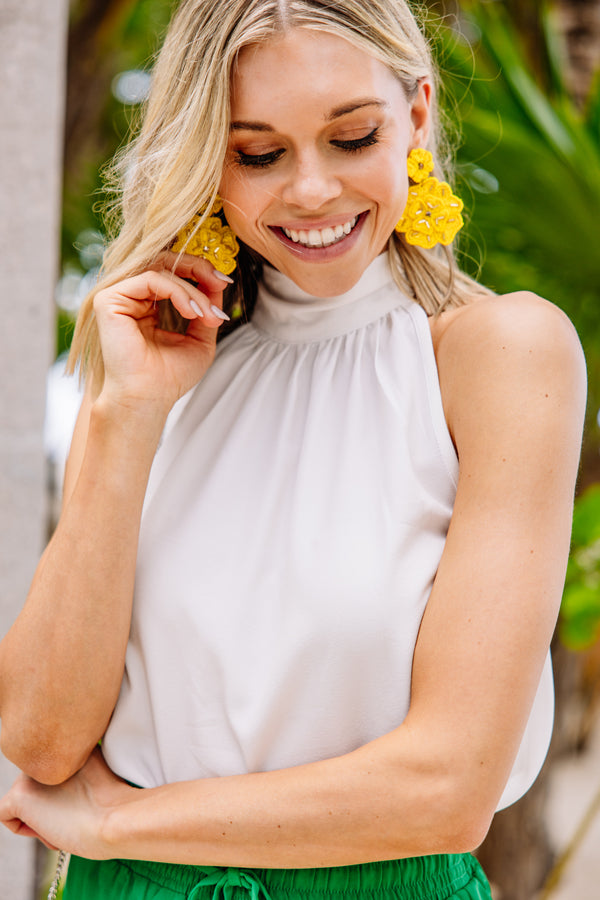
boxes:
[233,125,380,168]
[235,148,285,169]
[331,127,380,152]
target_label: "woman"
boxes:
[0,1,586,898]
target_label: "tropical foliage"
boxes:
[432,1,600,650]
[562,485,600,649]
[436,0,600,417]
[57,0,174,356]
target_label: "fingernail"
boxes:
[190,300,204,317]
[213,270,234,284]
[210,305,230,321]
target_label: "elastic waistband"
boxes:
[74,853,486,900]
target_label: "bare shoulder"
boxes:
[429,291,587,449]
[431,290,583,366]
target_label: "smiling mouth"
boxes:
[280,215,360,249]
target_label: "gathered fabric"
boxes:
[63,853,492,900]
[102,253,552,811]
[187,867,272,900]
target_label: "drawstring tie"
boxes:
[188,867,273,900]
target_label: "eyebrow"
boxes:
[327,99,388,120]
[230,120,274,133]
[230,99,388,132]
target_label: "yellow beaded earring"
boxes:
[171,196,240,275]
[395,149,464,249]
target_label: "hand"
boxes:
[0,749,137,859]
[94,252,232,415]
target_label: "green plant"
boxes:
[432,3,600,650]
[57,0,174,356]
[560,485,600,649]
[435,1,600,421]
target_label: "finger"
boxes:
[0,774,27,821]
[159,270,232,325]
[155,251,234,293]
[4,817,54,846]
[96,271,229,327]
[1,816,26,835]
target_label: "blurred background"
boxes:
[0,1,599,898]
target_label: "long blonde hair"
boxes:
[69,0,489,381]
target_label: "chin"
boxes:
[275,263,363,297]
[266,248,380,298]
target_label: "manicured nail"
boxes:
[210,305,230,321]
[213,270,234,284]
[190,300,204,317]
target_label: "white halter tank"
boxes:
[102,252,553,810]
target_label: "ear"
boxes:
[409,79,432,150]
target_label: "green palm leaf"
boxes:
[436,1,600,407]
[433,2,600,648]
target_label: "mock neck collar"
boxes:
[251,252,413,343]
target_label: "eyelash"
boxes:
[235,127,380,169]
[331,127,380,152]
[235,148,285,169]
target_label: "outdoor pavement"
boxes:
[542,712,600,899]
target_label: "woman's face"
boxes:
[219,28,431,297]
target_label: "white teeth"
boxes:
[282,216,358,247]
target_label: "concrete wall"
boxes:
[0,0,69,896]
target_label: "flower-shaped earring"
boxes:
[171,196,240,275]
[395,149,464,249]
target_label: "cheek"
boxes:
[360,157,409,222]
[220,172,265,238]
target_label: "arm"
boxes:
[0,292,586,864]
[0,392,163,785]
[0,257,230,784]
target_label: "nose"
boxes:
[281,150,343,210]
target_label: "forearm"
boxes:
[102,734,487,868]
[0,398,165,782]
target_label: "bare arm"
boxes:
[0,292,586,863]
[0,256,230,784]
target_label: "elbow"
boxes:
[431,779,496,855]
[412,801,493,858]
[1,736,87,786]
[382,767,496,857]
[0,719,91,785]
[440,804,493,855]
[351,737,498,859]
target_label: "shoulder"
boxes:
[430,290,583,370]
[429,291,587,453]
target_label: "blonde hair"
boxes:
[69,0,489,382]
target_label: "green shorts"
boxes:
[63,853,492,899]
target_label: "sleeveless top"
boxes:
[102,252,553,810]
